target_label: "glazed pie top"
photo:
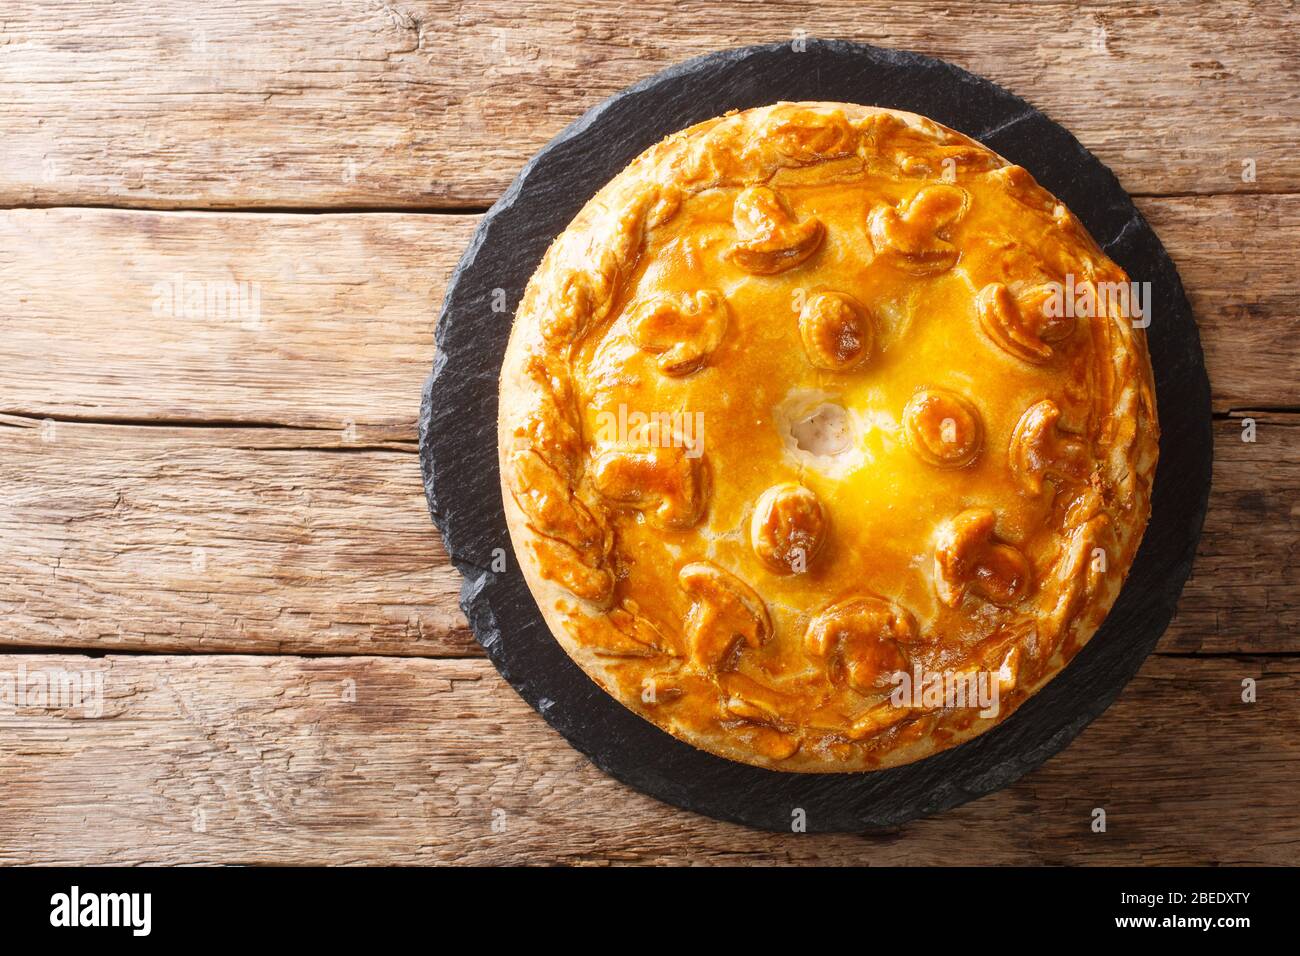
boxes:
[498,102,1158,772]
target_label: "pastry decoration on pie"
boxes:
[498,102,1158,772]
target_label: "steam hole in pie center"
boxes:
[790,402,851,457]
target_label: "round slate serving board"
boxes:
[418,40,1212,832]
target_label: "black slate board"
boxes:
[418,40,1212,832]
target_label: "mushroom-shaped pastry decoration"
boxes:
[934,508,1033,608]
[1009,399,1091,495]
[867,183,970,275]
[750,482,828,574]
[798,291,873,370]
[591,423,709,531]
[678,562,772,670]
[902,388,983,468]
[727,185,825,275]
[629,289,729,376]
[804,596,916,695]
[977,282,1076,364]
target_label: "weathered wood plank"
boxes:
[0,413,1293,655]
[0,1,1294,208]
[1172,413,1300,653]
[1,198,1294,430]
[0,653,1292,865]
[1141,195,1299,413]
[0,208,479,431]
[0,415,474,656]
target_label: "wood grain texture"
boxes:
[0,411,1293,656]
[0,1,1294,209]
[1,198,1295,430]
[0,208,479,430]
[0,653,1292,865]
[1174,413,1300,653]
[1141,194,1299,413]
[0,414,474,656]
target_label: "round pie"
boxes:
[497,102,1159,772]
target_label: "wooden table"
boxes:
[0,1,1295,865]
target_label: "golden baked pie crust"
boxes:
[497,102,1158,772]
